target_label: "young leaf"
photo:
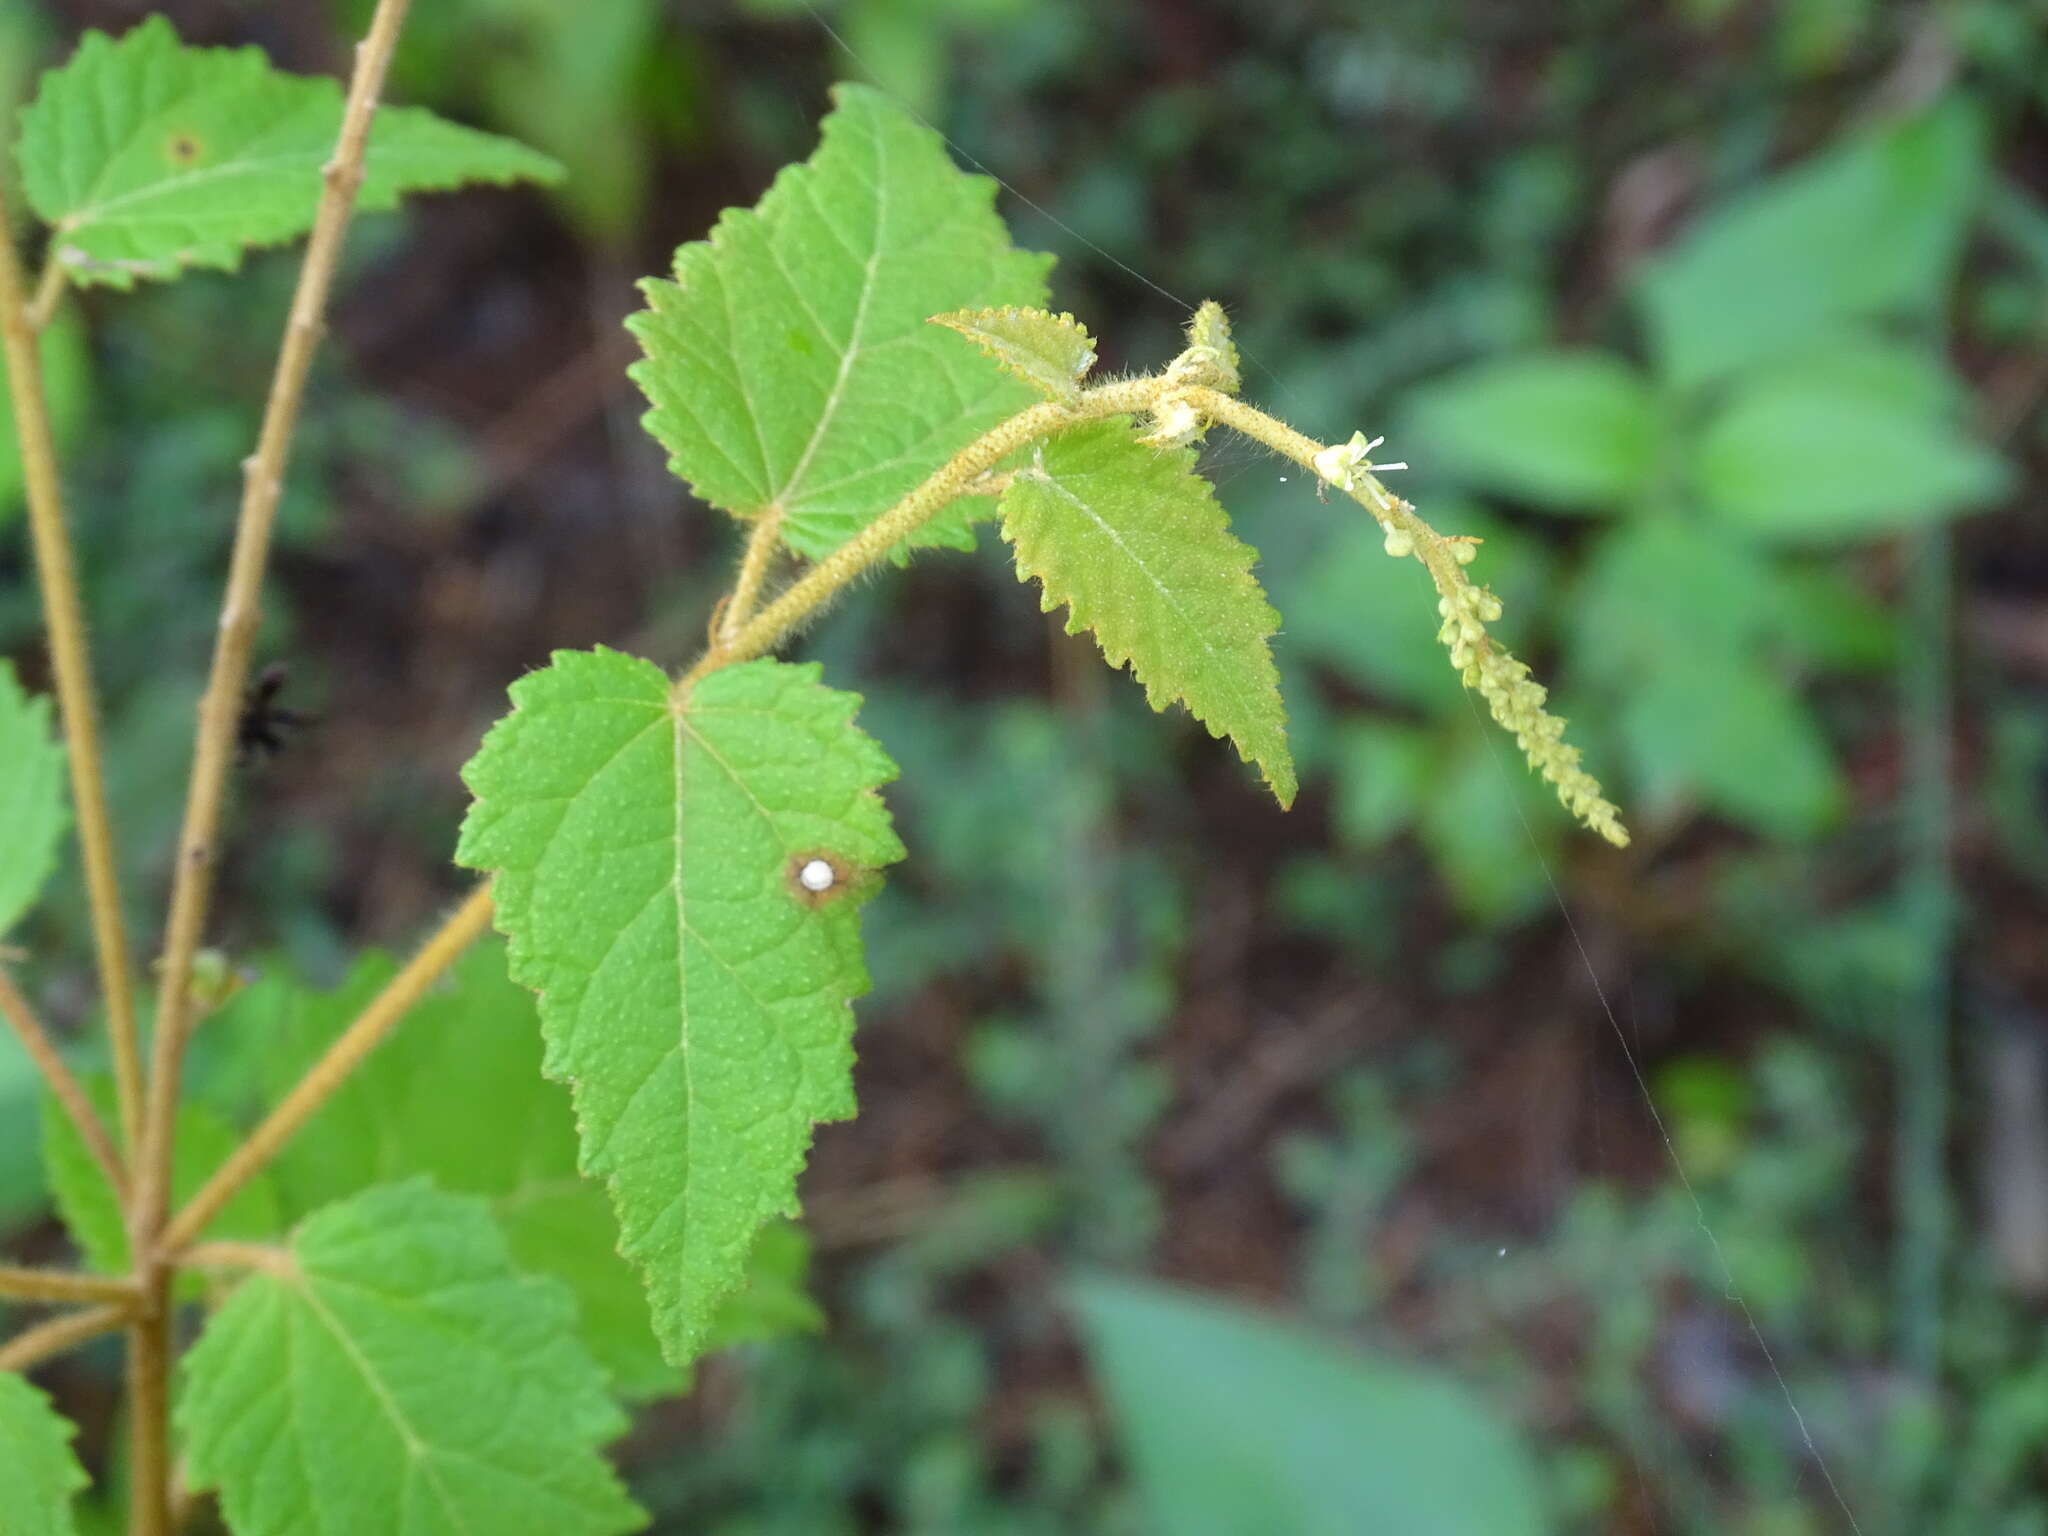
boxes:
[627,83,1051,559]
[41,1078,280,1299]
[15,17,562,289]
[930,307,1096,401]
[1403,349,1662,514]
[0,1373,88,1536]
[457,650,904,1364]
[0,662,67,940]
[998,421,1295,806]
[178,1181,644,1536]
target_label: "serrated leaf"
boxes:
[0,661,67,939]
[930,307,1096,401]
[199,945,672,1398]
[178,1180,643,1536]
[0,1373,88,1536]
[42,1078,279,1300]
[15,17,562,289]
[456,650,903,1363]
[998,420,1295,806]
[627,83,1051,559]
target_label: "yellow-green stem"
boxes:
[0,1303,128,1373]
[0,185,145,1158]
[0,968,125,1199]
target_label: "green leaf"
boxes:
[627,83,1051,559]
[1691,354,2009,543]
[178,1180,644,1536]
[930,307,1096,401]
[1403,350,1662,513]
[0,1373,88,1536]
[998,420,1295,806]
[0,307,89,532]
[0,661,67,940]
[1622,657,1843,839]
[1330,720,1432,849]
[15,16,562,289]
[1073,1276,1549,1536]
[1639,101,1987,390]
[42,1078,280,1298]
[457,650,903,1364]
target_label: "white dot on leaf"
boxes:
[798,858,836,893]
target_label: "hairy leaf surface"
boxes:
[0,1373,87,1536]
[628,84,1050,559]
[457,650,902,1363]
[930,307,1096,401]
[999,421,1295,805]
[0,662,67,940]
[15,17,560,287]
[178,1181,643,1536]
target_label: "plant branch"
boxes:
[160,883,495,1257]
[180,1241,292,1277]
[0,1304,127,1373]
[0,1265,138,1306]
[719,505,787,643]
[698,377,1166,680]
[0,969,125,1198]
[138,0,416,1247]
[26,258,67,334]
[0,185,145,1157]
[131,6,417,1531]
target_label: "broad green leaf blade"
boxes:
[178,1181,643,1536]
[42,1077,280,1299]
[627,83,1051,559]
[1638,101,1986,391]
[1403,350,1661,514]
[456,650,903,1363]
[1073,1277,1549,1536]
[0,661,68,939]
[203,943,771,1399]
[998,421,1295,806]
[1691,353,2009,543]
[930,307,1096,401]
[0,308,88,532]
[16,17,561,289]
[0,1373,88,1536]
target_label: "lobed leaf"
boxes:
[178,1180,643,1536]
[15,16,561,288]
[627,83,1051,559]
[457,650,903,1364]
[0,1373,88,1536]
[0,661,67,940]
[930,307,1096,401]
[998,421,1295,806]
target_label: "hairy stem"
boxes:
[131,6,418,1531]
[0,1303,128,1373]
[161,884,495,1257]
[719,504,787,643]
[0,185,145,1158]
[26,259,67,334]
[0,969,125,1198]
[0,1265,139,1306]
[700,377,1164,679]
